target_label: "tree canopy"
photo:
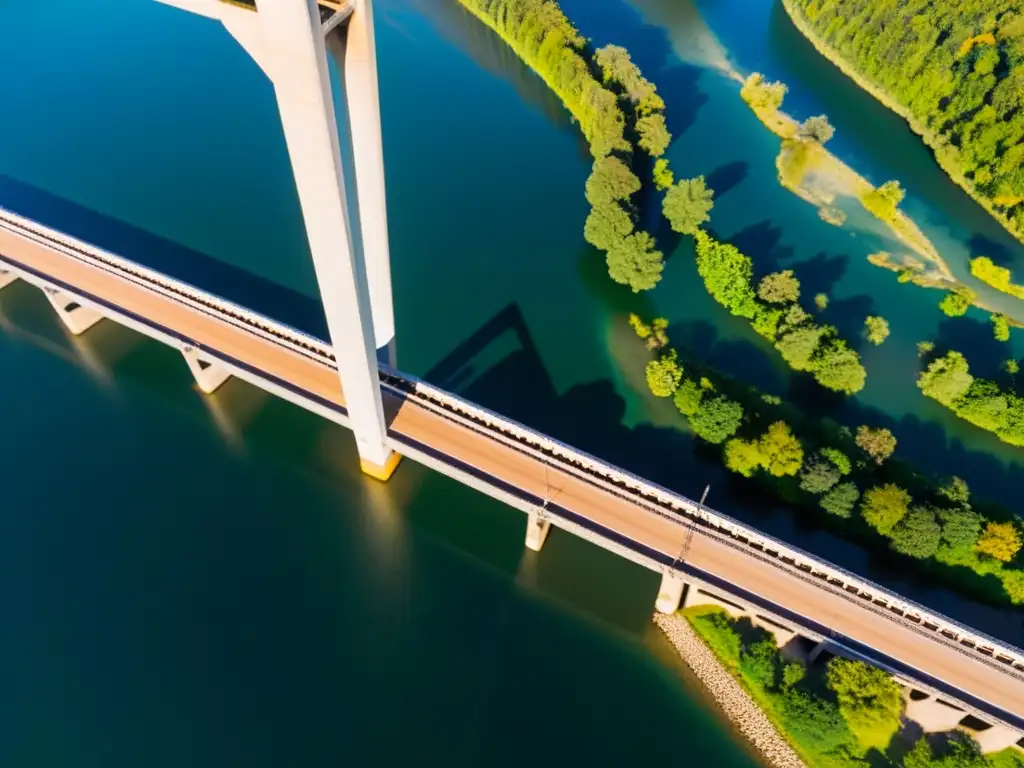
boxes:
[787,0,1024,242]
[758,270,801,304]
[826,658,903,752]
[606,232,664,292]
[663,177,714,235]
[861,483,911,535]
[585,156,641,206]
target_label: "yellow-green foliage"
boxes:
[457,0,628,158]
[970,256,1024,300]
[788,0,1024,241]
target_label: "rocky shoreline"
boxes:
[653,613,807,768]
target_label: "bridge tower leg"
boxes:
[327,0,396,367]
[254,0,398,480]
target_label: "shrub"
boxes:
[741,73,787,112]
[813,338,866,394]
[937,506,983,554]
[860,483,911,535]
[798,115,835,144]
[820,447,852,476]
[814,293,829,310]
[740,637,779,689]
[653,158,673,191]
[693,231,758,318]
[939,290,971,317]
[992,313,1011,342]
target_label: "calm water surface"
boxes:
[2,0,1024,761]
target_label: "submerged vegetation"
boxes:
[783,0,1024,244]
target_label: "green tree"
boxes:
[585,156,641,206]
[740,638,778,688]
[826,658,903,752]
[992,313,1011,342]
[976,521,1022,562]
[758,421,804,477]
[584,202,634,251]
[937,475,970,505]
[937,506,983,555]
[780,688,858,757]
[903,733,985,768]
[673,378,703,416]
[799,452,842,494]
[1002,571,1024,605]
[814,293,829,310]
[781,662,805,689]
[820,482,860,518]
[861,180,906,221]
[653,158,673,191]
[693,231,759,318]
[724,438,766,477]
[798,114,835,143]
[636,113,671,157]
[864,315,890,345]
[939,290,972,317]
[757,270,801,303]
[606,231,664,292]
[776,325,826,371]
[645,352,682,397]
[917,340,935,357]
[855,425,897,464]
[918,351,974,405]
[1005,358,1020,374]
[890,505,942,559]
[813,338,867,394]
[663,177,714,235]
[691,396,745,444]
[861,483,911,534]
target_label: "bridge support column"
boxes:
[328,0,396,366]
[975,725,1023,754]
[524,511,550,552]
[0,269,17,291]
[182,346,232,394]
[903,692,965,733]
[655,571,685,614]
[257,0,399,481]
[44,289,104,335]
[809,639,832,663]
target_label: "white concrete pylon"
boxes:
[256,0,397,479]
[336,0,396,365]
[181,345,232,394]
[655,571,685,614]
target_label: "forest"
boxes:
[786,0,1024,242]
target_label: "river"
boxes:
[0,0,1021,763]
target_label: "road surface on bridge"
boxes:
[1,221,1022,727]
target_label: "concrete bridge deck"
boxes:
[1,208,1023,734]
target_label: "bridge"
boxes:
[5,0,1023,752]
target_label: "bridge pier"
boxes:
[903,692,966,733]
[975,724,1023,754]
[0,269,17,291]
[181,346,232,394]
[655,571,686,614]
[44,289,104,335]
[809,639,832,663]
[524,511,550,552]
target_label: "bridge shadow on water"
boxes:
[0,175,331,342]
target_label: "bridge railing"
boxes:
[3,206,1023,675]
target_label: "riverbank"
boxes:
[654,613,806,768]
[778,0,1024,248]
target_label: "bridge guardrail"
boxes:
[3,206,1022,675]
